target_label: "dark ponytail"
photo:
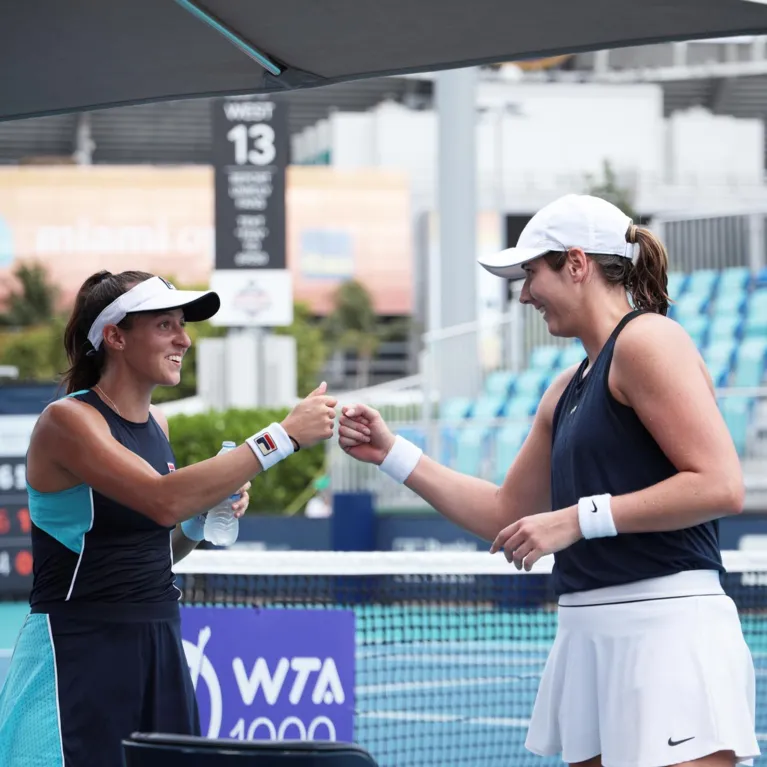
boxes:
[60,270,153,394]
[543,223,671,316]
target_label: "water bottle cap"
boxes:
[222,440,236,448]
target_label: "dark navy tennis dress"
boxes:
[0,389,199,767]
[549,310,724,597]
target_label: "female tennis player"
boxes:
[338,195,759,767]
[0,270,336,767]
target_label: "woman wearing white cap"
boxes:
[0,270,336,766]
[338,195,759,767]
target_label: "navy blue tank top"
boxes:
[28,389,181,606]
[550,311,723,596]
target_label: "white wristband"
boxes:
[379,436,423,484]
[577,494,618,539]
[246,422,294,471]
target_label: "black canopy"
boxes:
[3,0,767,122]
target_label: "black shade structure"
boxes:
[4,0,767,121]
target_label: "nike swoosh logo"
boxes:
[668,737,695,747]
[591,500,597,513]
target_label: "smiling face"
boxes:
[518,251,582,338]
[112,308,191,387]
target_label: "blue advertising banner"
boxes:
[181,608,355,743]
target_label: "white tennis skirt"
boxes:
[525,570,760,767]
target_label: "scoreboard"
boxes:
[0,455,33,598]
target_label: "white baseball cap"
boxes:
[478,194,636,281]
[87,275,220,351]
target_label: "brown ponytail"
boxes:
[624,224,670,316]
[543,223,670,316]
[60,269,153,394]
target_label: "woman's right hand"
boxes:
[281,382,337,449]
[337,403,396,465]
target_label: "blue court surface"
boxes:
[2,604,766,767]
[353,611,767,767]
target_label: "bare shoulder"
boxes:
[149,404,170,438]
[614,312,702,368]
[28,397,112,487]
[35,396,109,440]
[611,312,711,401]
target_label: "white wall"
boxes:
[291,82,766,216]
[666,107,764,187]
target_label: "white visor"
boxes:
[87,276,220,351]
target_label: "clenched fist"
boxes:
[337,403,395,465]
[281,382,337,449]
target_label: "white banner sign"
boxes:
[209,269,293,327]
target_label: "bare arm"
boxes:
[171,525,200,562]
[607,314,744,531]
[340,366,578,542]
[31,387,335,528]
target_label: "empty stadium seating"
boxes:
[396,267,767,479]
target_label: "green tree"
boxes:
[0,318,68,381]
[324,280,409,389]
[0,262,60,327]
[584,160,639,220]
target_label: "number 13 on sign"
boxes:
[227,124,275,166]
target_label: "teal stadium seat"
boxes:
[675,292,710,319]
[718,267,750,294]
[558,343,587,370]
[505,395,538,420]
[704,339,737,369]
[513,369,550,398]
[528,345,561,372]
[734,338,767,387]
[666,271,688,300]
[494,422,532,483]
[440,397,471,422]
[707,314,741,344]
[706,360,731,388]
[472,395,506,422]
[711,291,746,318]
[483,370,516,398]
[677,314,709,349]
[744,291,767,339]
[718,397,753,456]
[455,426,488,476]
[685,268,719,300]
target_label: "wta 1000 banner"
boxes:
[180,607,356,743]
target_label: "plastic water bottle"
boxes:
[203,441,241,547]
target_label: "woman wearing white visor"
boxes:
[338,195,759,767]
[0,270,336,766]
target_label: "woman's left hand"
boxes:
[490,507,582,571]
[232,482,251,518]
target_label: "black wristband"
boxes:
[289,435,301,452]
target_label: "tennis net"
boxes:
[174,550,767,767]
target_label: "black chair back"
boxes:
[122,733,380,767]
